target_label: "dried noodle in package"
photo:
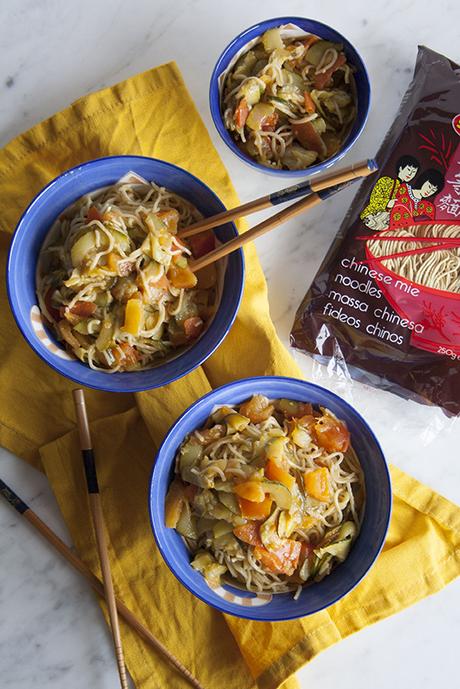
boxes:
[291,46,460,416]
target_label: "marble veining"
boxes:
[1,1,459,688]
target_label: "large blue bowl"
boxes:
[210,17,371,177]
[149,376,391,621]
[7,156,244,392]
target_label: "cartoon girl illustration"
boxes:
[388,168,445,229]
[360,155,420,230]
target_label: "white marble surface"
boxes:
[1,1,460,687]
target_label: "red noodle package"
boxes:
[291,46,460,415]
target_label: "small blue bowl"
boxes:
[149,376,391,621]
[210,17,371,177]
[7,156,244,392]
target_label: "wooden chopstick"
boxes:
[72,389,129,689]
[0,478,205,689]
[189,177,365,273]
[178,158,377,239]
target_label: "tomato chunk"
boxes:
[233,522,263,547]
[183,316,204,340]
[113,342,140,368]
[314,52,346,90]
[314,415,350,453]
[292,120,326,155]
[254,539,301,576]
[239,395,274,423]
[188,230,215,259]
[87,206,103,222]
[69,301,97,317]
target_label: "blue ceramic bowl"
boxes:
[149,376,391,621]
[7,156,244,392]
[209,17,371,177]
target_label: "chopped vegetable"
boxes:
[303,91,316,114]
[176,500,198,539]
[260,480,293,509]
[314,414,350,453]
[253,539,301,576]
[292,120,327,156]
[191,552,227,588]
[304,467,330,502]
[246,103,276,131]
[265,458,295,491]
[314,52,346,90]
[275,399,313,418]
[165,478,186,528]
[188,230,215,259]
[234,98,249,128]
[87,206,103,222]
[281,145,318,171]
[183,316,204,340]
[265,437,287,463]
[233,521,263,547]
[238,495,272,520]
[239,395,274,423]
[290,424,311,449]
[225,413,250,434]
[122,297,143,336]
[238,77,265,106]
[196,424,226,444]
[234,481,265,503]
[314,521,357,562]
[70,230,97,268]
[167,263,198,289]
[218,492,239,514]
[69,301,97,318]
[262,27,284,52]
[106,251,121,273]
[156,208,179,233]
[305,40,338,66]
[213,520,234,539]
[113,342,139,368]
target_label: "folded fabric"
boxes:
[1,62,459,689]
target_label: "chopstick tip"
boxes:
[72,388,85,405]
[367,158,379,173]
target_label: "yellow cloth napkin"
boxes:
[1,62,459,689]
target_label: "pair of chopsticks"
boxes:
[0,391,205,689]
[178,159,378,272]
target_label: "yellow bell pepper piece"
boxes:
[122,298,143,336]
[265,458,295,491]
[303,467,330,503]
[234,480,265,503]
